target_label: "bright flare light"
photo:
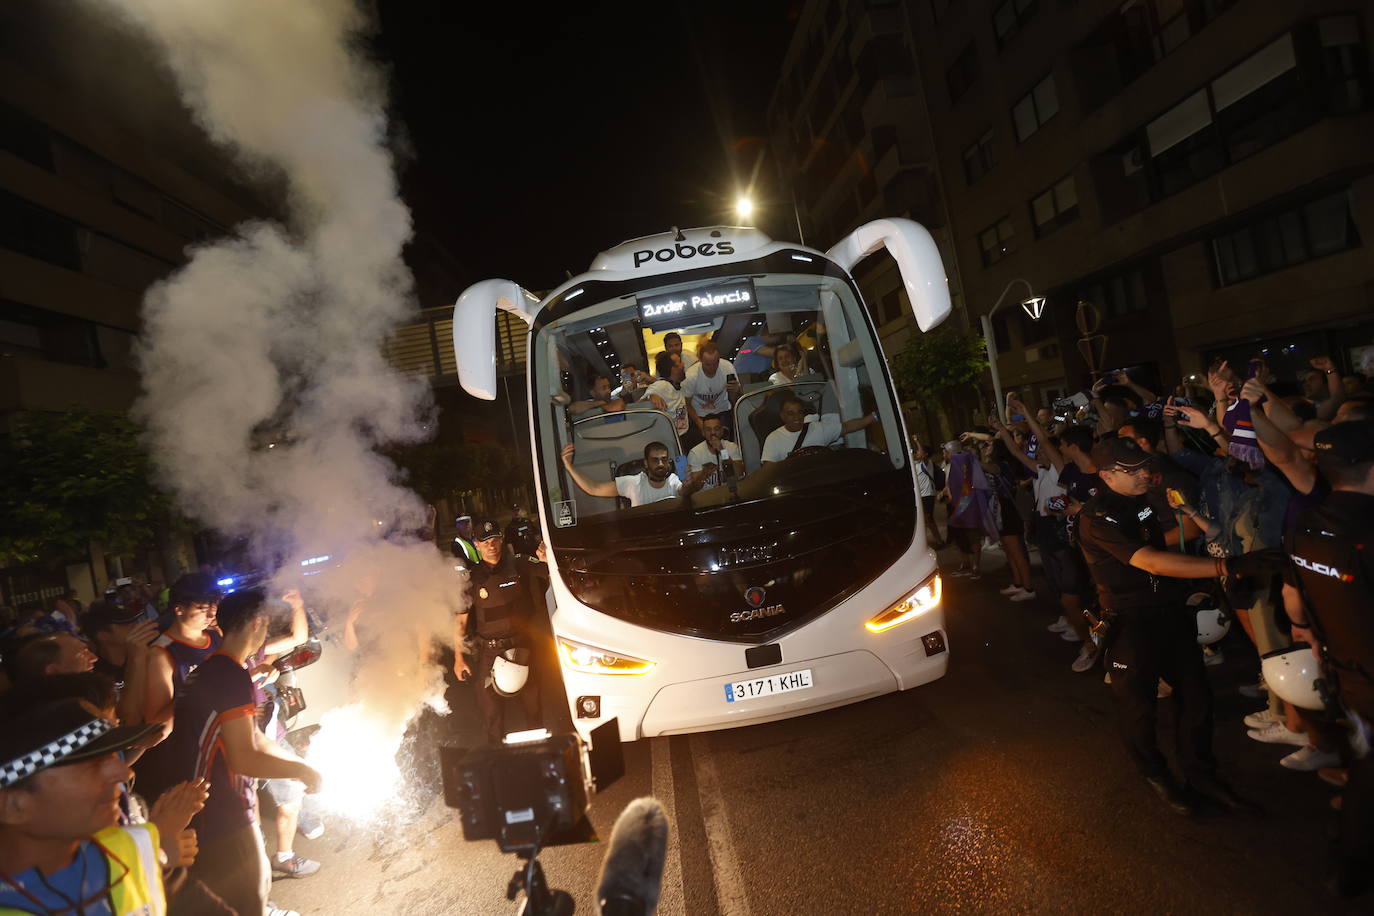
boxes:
[735,197,754,220]
[306,704,404,821]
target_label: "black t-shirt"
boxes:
[1079,489,1187,611]
[166,653,259,844]
[1059,464,1104,542]
[1284,491,1374,714]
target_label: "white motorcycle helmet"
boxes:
[1188,592,1231,646]
[489,647,531,698]
[1260,645,1325,711]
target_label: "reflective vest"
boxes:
[0,825,164,916]
[96,823,166,916]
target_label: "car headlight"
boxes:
[865,574,942,633]
[557,637,656,675]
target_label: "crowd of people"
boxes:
[0,574,323,915]
[916,356,1374,896]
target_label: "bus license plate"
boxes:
[724,668,813,703]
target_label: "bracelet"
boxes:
[1214,557,1226,578]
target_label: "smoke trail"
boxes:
[99,0,466,812]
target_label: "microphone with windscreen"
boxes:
[597,797,669,916]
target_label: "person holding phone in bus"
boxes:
[682,340,741,443]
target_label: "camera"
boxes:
[1051,390,1091,422]
[439,722,626,914]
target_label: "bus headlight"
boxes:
[557,637,656,675]
[865,574,942,633]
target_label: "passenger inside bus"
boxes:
[568,373,626,417]
[769,341,806,385]
[561,440,708,507]
[686,416,745,490]
[760,392,880,463]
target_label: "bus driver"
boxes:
[761,393,879,463]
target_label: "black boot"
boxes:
[1145,775,1196,816]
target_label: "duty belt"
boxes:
[479,635,516,650]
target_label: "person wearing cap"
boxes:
[162,589,321,916]
[82,603,160,730]
[460,520,545,745]
[1079,435,1277,816]
[451,516,480,571]
[1281,419,1374,897]
[0,699,168,914]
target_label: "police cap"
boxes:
[1314,419,1374,466]
[472,518,503,541]
[1091,435,1151,472]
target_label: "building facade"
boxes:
[770,0,1374,421]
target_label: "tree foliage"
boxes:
[390,440,532,506]
[0,410,174,567]
[889,327,989,403]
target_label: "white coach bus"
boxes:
[453,219,952,742]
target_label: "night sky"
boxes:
[376,0,799,292]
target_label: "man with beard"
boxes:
[561,441,705,507]
[687,416,744,491]
[645,351,690,442]
[681,340,740,440]
[760,393,878,464]
[569,373,626,417]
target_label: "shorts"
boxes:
[1034,521,1087,598]
[261,732,304,806]
[996,497,1022,539]
[947,525,979,553]
[921,494,937,520]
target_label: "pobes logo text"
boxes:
[633,240,735,268]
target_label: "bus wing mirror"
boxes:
[452,279,540,400]
[826,218,952,332]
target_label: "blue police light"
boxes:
[216,577,235,587]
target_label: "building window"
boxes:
[0,104,54,172]
[961,129,996,184]
[0,191,81,271]
[992,0,1037,48]
[878,288,906,325]
[1011,75,1058,142]
[1030,175,1079,236]
[1317,15,1370,114]
[1211,188,1360,286]
[946,42,979,103]
[978,216,1016,266]
[1079,267,1150,322]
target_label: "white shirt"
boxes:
[768,371,797,386]
[645,379,689,432]
[1032,463,1063,515]
[680,350,698,369]
[914,460,935,498]
[681,359,735,417]
[615,471,681,507]
[688,439,741,488]
[761,414,843,462]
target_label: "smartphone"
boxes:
[1010,413,1026,422]
[1246,359,1262,380]
[725,373,738,386]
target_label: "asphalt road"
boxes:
[269,546,1362,915]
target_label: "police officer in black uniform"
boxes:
[1079,436,1270,815]
[504,506,541,562]
[462,518,544,745]
[1281,420,1374,897]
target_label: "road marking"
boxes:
[650,737,686,915]
[689,733,752,916]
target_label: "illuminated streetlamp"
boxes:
[980,278,1046,421]
[735,196,754,221]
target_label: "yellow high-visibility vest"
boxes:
[0,824,164,916]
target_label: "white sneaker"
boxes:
[999,584,1021,596]
[1060,629,1083,642]
[1244,708,1280,729]
[1280,745,1342,771]
[1247,721,1308,746]
[1010,589,1037,602]
[1047,616,1068,633]
[1071,644,1097,673]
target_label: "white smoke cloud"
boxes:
[100,0,466,809]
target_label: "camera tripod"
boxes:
[507,843,575,916]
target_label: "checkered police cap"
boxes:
[0,699,159,788]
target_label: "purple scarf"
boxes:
[946,451,999,539]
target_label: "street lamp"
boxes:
[735,196,754,220]
[980,278,1045,421]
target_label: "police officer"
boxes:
[1079,436,1271,815]
[504,506,541,562]
[461,518,544,745]
[1281,419,1374,897]
[451,515,479,570]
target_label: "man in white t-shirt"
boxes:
[645,351,689,438]
[761,392,879,463]
[682,340,740,440]
[560,441,706,508]
[687,416,744,490]
[664,332,697,370]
